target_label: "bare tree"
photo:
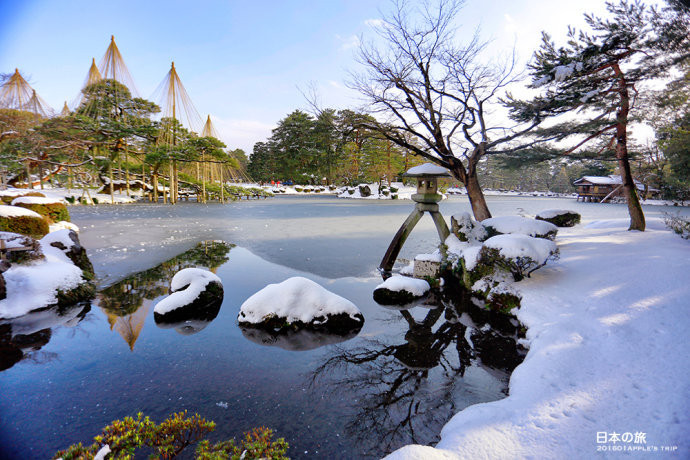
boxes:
[351,0,545,220]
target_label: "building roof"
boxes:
[573,175,657,192]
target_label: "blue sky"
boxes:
[1,0,611,153]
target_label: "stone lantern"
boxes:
[379,163,451,273]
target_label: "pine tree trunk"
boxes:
[613,63,645,231]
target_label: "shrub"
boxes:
[0,191,45,205]
[12,202,70,223]
[54,412,288,460]
[0,214,50,238]
[664,213,690,239]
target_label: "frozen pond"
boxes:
[0,195,686,458]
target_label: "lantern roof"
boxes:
[403,163,451,178]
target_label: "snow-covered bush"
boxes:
[238,277,364,332]
[0,205,49,238]
[536,209,581,227]
[0,190,45,205]
[481,216,558,240]
[11,196,70,223]
[664,213,690,240]
[358,184,372,197]
[478,234,559,281]
[451,212,488,243]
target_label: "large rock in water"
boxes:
[153,268,224,323]
[238,276,364,333]
[373,275,430,306]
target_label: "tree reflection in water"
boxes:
[0,303,91,372]
[97,241,233,347]
[309,296,525,457]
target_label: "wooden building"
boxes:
[573,175,658,202]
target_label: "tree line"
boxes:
[247,109,424,186]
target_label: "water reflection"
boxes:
[96,241,233,348]
[154,298,222,335]
[309,295,525,457]
[0,303,90,372]
[240,325,363,351]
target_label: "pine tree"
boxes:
[509,0,690,230]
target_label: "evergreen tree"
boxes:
[509,0,690,230]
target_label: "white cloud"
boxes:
[364,18,385,28]
[336,34,360,51]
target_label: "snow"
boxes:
[41,228,76,249]
[444,234,482,271]
[376,275,430,297]
[386,218,689,459]
[238,276,362,325]
[0,232,85,319]
[482,216,558,238]
[536,209,576,220]
[553,63,575,82]
[93,445,111,460]
[49,221,80,233]
[153,268,222,315]
[415,252,442,262]
[405,163,450,176]
[11,196,66,205]
[0,204,42,218]
[580,89,599,103]
[483,234,558,264]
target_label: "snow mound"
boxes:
[376,275,430,297]
[483,234,557,265]
[11,196,65,205]
[482,216,558,239]
[238,276,362,326]
[0,205,42,218]
[154,268,222,315]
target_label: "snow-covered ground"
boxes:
[386,218,689,459]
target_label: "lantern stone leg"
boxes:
[379,202,450,273]
[379,162,453,274]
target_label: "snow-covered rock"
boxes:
[238,276,363,331]
[373,275,431,305]
[153,268,224,319]
[482,216,558,240]
[49,221,80,233]
[479,234,559,281]
[451,212,488,243]
[536,209,581,227]
[0,232,91,319]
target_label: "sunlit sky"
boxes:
[1,0,616,153]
